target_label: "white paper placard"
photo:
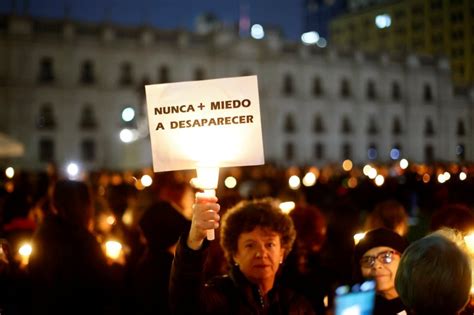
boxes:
[145,75,264,172]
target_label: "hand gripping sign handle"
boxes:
[193,167,219,241]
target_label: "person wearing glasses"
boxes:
[353,228,409,315]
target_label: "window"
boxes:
[312,76,323,97]
[284,114,296,133]
[366,80,377,100]
[456,143,465,161]
[340,78,351,98]
[37,103,56,130]
[341,116,352,134]
[39,138,54,162]
[342,143,352,160]
[368,143,378,160]
[79,105,97,130]
[38,56,55,83]
[457,119,466,136]
[282,74,294,96]
[314,142,325,160]
[423,83,433,103]
[158,65,170,83]
[391,81,401,101]
[194,67,206,81]
[424,144,434,163]
[313,114,325,133]
[119,61,133,86]
[424,118,435,136]
[80,60,95,84]
[392,117,402,135]
[367,116,379,135]
[81,139,96,162]
[285,142,294,160]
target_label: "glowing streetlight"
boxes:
[121,107,135,122]
[250,24,264,39]
[66,162,79,179]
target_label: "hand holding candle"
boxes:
[187,193,220,250]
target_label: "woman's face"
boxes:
[360,246,401,299]
[233,227,285,286]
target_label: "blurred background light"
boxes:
[121,107,135,122]
[5,167,14,179]
[301,31,319,45]
[375,14,391,29]
[250,24,264,39]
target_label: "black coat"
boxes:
[169,234,315,315]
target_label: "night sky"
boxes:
[0,0,304,40]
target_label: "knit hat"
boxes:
[354,228,409,263]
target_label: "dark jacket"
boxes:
[169,234,315,315]
[373,295,406,315]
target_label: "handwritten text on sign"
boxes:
[145,76,264,172]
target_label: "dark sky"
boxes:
[0,0,304,40]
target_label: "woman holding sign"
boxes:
[169,196,315,315]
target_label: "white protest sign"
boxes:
[145,75,264,172]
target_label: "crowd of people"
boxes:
[0,163,474,314]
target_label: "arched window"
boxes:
[423,83,433,102]
[312,76,323,97]
[340,78,351,98]
[424,144,434,163]
[79,104,97,130]
[456,119,466,136]
[392,117,402,135]
[38,56,55,83]
[194,67,206,80]
[366,79,377,100]
[424,118,435,136]
[285,142,295,160]
[80,59,95,84]
[342,143,352,160]
[391,81,401,101]
[119,61,134,86]
[39,138,54,162]
[314,142,325,159]
[313,114,325,133]
[282,73,294,96]
[81,138,96,162]
[158,65,170,83]
[341,116,352,134]
[367,116,379,135]
[284,114,296,133]
[37,103,56,130]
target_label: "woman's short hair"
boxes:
[395,231,471,315]
[51,180,93,228]
[220,198,296,265]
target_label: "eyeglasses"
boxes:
[360,250,399,268]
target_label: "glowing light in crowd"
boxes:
[443,171,451,181]
[368,168,377,179]
[363,165,372,176]
[288,175,301,190]
[375,14,391,29]
[422,174,430,183]
[390,148,400,160]
[316,37,327,48]
[105,240,122,260]
[347,177,358,188]
[18,243,32,266]
[399,159,409,169]
[122,210,133,226]
[279,201,295,214]
[106,215,116,225]
[66,162,79,178]
[353,232,366,245]
[375,175,385,186]
[464,233,474,253]
[5,167,14,179]
[302,171,317,187]
[250,24,264,39]
[224,176,237,189]
[342,159,353,172]
[121,107,135,122]
[140,175,153,187]
[460,172,467,181]
[301,31,319,45]
[120,128,134,143]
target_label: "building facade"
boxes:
[330,0,474,89]
[0,15,472,171]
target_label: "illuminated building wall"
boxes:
[330,0,474,89]
[0,15,472,171]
